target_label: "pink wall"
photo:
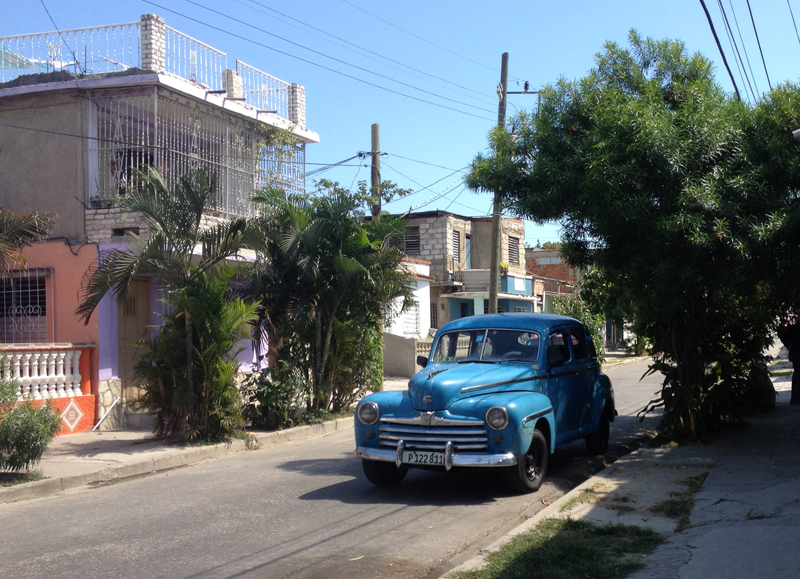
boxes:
[21,241,100,397]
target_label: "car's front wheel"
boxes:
[504,429,548,493]
[362,459,409,487]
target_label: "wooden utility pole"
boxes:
[488,53,509,314]
[371,123,381,222]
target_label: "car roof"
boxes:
[437,313,582,334]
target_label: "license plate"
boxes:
[402,450,445,466]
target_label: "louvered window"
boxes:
[508,235,520,266]
[404,226,420,255]
[452,230,461,263]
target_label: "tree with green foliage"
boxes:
[551,293,605,364]
[467,31,800,438]
[77,168,258,440]
[245,180,414,414]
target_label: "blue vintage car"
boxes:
[354,313,615,493]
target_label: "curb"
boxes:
[0,416,354,505]
[439,461,625,579]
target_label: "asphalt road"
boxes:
[0,359,662,579]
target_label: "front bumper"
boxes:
[355,445,517,470]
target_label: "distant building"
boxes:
[0,14,318,431]
[399,211,538,328]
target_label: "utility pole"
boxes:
[488,53,509,314]
[371,123,381,223]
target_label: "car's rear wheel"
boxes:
[585,410,610,455]
[362,459,408,487]
[504,429,548,493]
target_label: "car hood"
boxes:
[408,362,544,411]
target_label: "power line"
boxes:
[746,0,772,90]
[38,0,85,75]
[142,1,495,123]
[788,0,800,49]
[716,0,756,102]
[339,0,503,77]
[235,0,496,107]
[180,0,496,116]
[385,153,466,172]
[699,0,741,100]
[727,0,761,97]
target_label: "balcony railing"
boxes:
[0,22,140,83]
[1,344,90,400]
[164,25,226,91]
[236,60,289,118]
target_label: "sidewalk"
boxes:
[445,343,798,579]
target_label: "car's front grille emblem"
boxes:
[422,395,432,404]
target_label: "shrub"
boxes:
[0,371,61,472]
[241,362,309,430]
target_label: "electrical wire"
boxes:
[180,0,496,116]
[142,1,495,123]
[38,0,85,75]
[385,153,466,172]
[339,0,504,77]
[699,0,742,100]
[788,0,800,49]
[746,0,772,90]
[727,0,761,97]
[235,0,497,107]
[716,0,756,102]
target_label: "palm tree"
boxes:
[0,207,55,272]
[246,183,413,411]
[77,168,256,439]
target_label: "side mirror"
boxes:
[416,355,428,368]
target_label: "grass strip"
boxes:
[649,472,708,531]
[450,518,662,579]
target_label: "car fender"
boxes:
[448,391,556,456]
[589,373,615,430]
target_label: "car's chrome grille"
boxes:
[378,415,488,451]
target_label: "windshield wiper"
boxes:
[499,358,535,363]
[457,359,497,364]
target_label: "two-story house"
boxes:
[0,14,319,432]
[400,211,538,328]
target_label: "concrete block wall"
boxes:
[222,69,244,99]
[85,208,151,244]
[525,249,582,284]
[289,83,306,129]
[140,14,166,73]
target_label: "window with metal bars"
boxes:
[430,303,438,329]
[508,236,520,266]
[0,269,51,343]
[452,230,461,263]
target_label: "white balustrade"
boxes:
[0,346,87,400]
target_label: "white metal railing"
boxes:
[236,60,289,117]
[164,26,226,90]
[1,344,87,400]
[0,22,140,83]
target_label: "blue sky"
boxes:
[4,1,800,243]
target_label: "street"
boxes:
[0,359,662,579]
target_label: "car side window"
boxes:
[547,331,571,368]
[586,332,598,359]
[570,328,588,359]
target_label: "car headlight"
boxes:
[485,406,509,430]
[358,402,380,425]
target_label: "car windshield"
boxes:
[431,329,540,363]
